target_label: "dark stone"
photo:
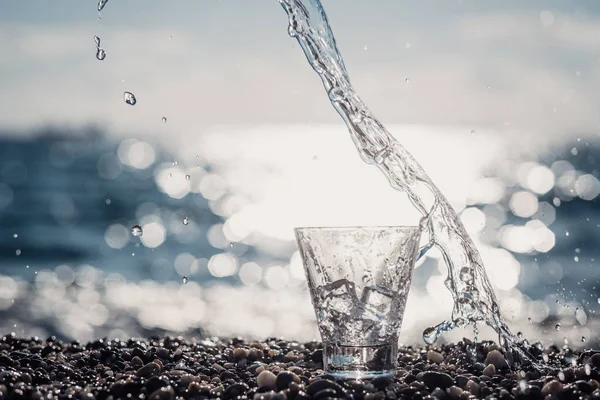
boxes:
[223,383,249,399]
[276,371,300,391]
[575,380,594,394]
[306,380,345,397]
[147,386,174,400]
[313,389,339,400]
[146,376,169,393]
[136,362,160,378]
[311,350,323,363]
[371,377,392,390]
[421,371,454,390]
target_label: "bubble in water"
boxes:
[97,0,109,11]
[123,91,137,106]
[185,175,190,181]
[555,323,561,331]
[15,249,21,256]
[162,117,167,123]
[13,234,17,239]
[182,217,189,225]
[131,225,143,237]
[182,276,188,284]
[96,48,106,61]
[582,336,587,343]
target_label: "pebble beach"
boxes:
[1,334,600,400]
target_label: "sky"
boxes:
[1,0,599,144]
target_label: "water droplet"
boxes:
[574,256,580,262]
[94,36,101,46]
[575,248,581,253]
[182,217,189,225]
[131,253,135,256]
[422,326,439,345]
[96,48,106,61]
[597,297,600,304]
[169,173,173,178]
[131,225,143,237]
[230,242,234,248]
[517,331,523,340]
[459,267,474,284]
[555,323,561,331]
[182,276,188,284]
[553,197,561,207]
[172,160,178,166]
[582,336,587,343]
[162,117,167,123]
[373,147,389,164]
[527,317,532,324]
[405,42,411,49]
[470,130,475,135]
[13,234,18,239]
[363,45,368,51]
[105,198,111,205]
[405,77,410,83]
[26,265,29,269]
[196,155,200,160]
[97,0,109,12]
[185,175,190,181]
[558,371,565,381]
[123,91,137,106]
[571,147,579,156]
[565,231,570,236]
[15,249,21,256]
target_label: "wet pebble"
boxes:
[137,362,160,378]
[257,370,277,389]
[421,371,454,390]
[484,350,508,370]
[427,350,444,364]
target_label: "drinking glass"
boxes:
[295,226,421,378]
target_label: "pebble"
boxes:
[421,371,454,390]
[465,379,479,396]
[484,350,508,370]
[147,386,174,400]
[257,370,277,389]
[130,355,144,367]
[427,350,444,364]
[234,347,249,359]
[136,362,160,377]
[541,380,563,396]
[482,363,496,377]
[446,385,463,399]
[275,371,301,390]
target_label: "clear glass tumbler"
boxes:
[295,226,421,378]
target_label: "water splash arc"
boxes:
[277,0,516,349]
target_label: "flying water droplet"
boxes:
[185,175,190,181]
[97,0,109,11]
[422,326,439,345]
[182,217,189,225]
[15,249,21,256]
[575,248,581,253]
[94,36,101,46]
[470,130,475,135]
[565,231,569,236]
[13,234,18,239]
[172,161,178,166]
[182,276,188,284]
[105,199,111,205]
[555,323,561,331]
[527,317,532,324]
[123,91,137,106]
[405,77,410,83]
[517,331,523,340]
[131,225,143,237]
[96,48,106,61]
[162,117,167,123]
[574,256,580,262]
[582,336,587,343]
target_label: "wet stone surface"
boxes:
[0,334,599,400]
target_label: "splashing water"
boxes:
[278,0,526,362]
[97,0,109,12]
[123,91,137,106]
[131,225,143,237]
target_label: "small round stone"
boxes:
[541,380,563,396]
[426,350,444,364]
[484,350,508,370]
[275,371,301,391]
[233,348,248,359]
[257,370,277,389]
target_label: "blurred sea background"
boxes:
[1,1,600,347]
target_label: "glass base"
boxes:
[323,343,397,379]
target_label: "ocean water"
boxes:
[0,126,599,346]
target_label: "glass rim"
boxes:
[294,225,421,233]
